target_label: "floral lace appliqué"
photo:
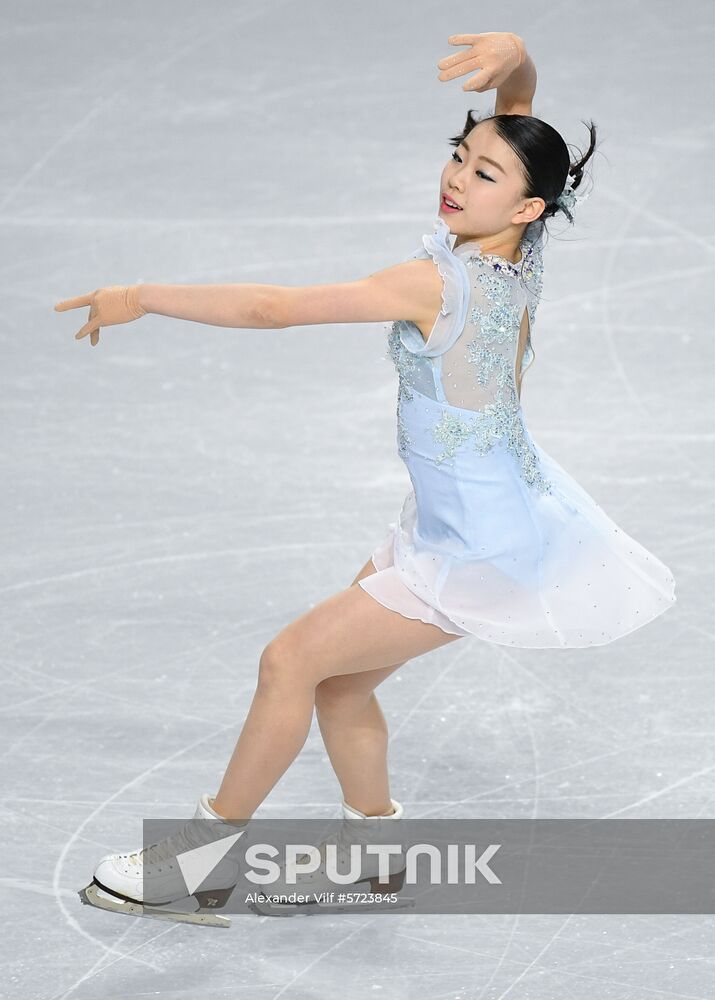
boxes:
[480,302,522,345]
[431,390,552,495]
[387,326,416,403]
[466,342,513,388]
[476,270,513,306]
[387,326,415,458]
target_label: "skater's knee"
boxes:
[258,638,313,690]
[257,640,289,687]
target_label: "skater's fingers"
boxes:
[445,33,478,49]
[75,318,100,341]
[438,54,484,82]
[54,292,95,312]
[90,328,100,347]
[463,74,490,92]
[437,35,478,68]
[437,51,479,77]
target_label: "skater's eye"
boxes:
[450,151,494,182]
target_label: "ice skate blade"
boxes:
[78,881,231,928]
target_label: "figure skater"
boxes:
[54,31,676,925]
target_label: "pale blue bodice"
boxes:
[385,216,550,494]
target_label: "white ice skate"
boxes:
[248,798,414,917]
[78,793,248,927]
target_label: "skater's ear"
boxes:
[266,259,444,330]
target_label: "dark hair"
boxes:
[447,109,598,227]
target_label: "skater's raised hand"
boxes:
[54,284,147,347]
[437,32,525,92]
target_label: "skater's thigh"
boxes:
[313,556,407,702]
[348,555,379,587]
[265,558,462,686]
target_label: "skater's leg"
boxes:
[211,564,462,819]
[315,673,400,816]
[314,556,405,816]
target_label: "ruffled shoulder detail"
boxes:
[396,217,471,358]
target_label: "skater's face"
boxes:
[439,122,544,248]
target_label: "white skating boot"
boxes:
[79,793,248,927]
[249,797,412,917]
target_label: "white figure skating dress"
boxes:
[357,217,677,647]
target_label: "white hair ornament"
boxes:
[555,173,590,215]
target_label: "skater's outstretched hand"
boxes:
[54,285,146,347]
[437,32,525,92]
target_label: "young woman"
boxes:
[55,32,676,924]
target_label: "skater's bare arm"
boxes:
[55,263,444,344]
[436,32,536,116]
[139,261,443,331]
[265,259,444,330]
[494,37,536,116]
[137,283,277,329]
